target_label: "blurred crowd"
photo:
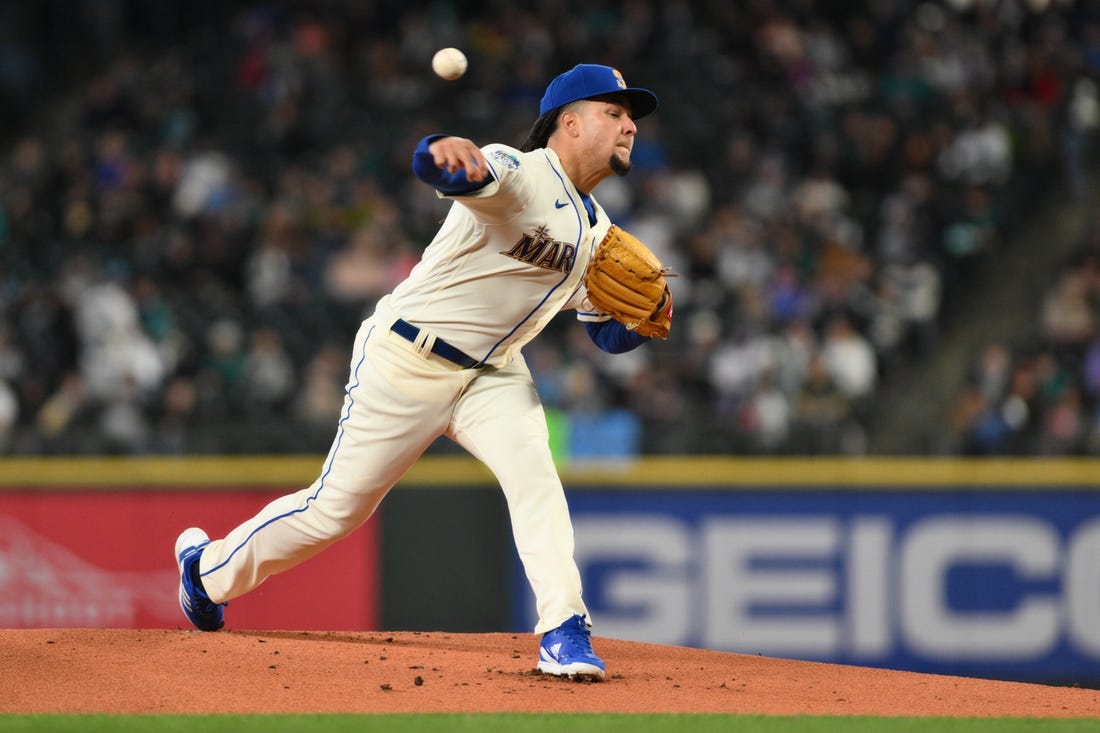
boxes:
[0,0,1098,456]
[949,217,1100,455]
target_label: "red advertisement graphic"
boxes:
[0,490,378,630]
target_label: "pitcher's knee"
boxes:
[304,491,382,539]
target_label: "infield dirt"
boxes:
[4,628,1100,717]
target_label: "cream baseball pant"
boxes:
[196,312,588,634]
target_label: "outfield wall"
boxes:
[2,457,1099,685]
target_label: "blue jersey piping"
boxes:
[201,323,375,579]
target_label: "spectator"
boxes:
[792,354,851,454]
[0,378,16,451]
[1039,270,1096,348]
[738,369,792,453]
[1039,385,1086,455]
[242,325,295,413]
[294,340,349,428]
[821,313,877,401]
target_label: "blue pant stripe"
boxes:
[201,324,375,579]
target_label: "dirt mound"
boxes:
[3,628,1099,717]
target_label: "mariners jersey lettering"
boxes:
[501,226,577,273]
[388,144,610,366]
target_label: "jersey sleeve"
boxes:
[439,144,534,224]
[412,135,493,196]
[566,287,647,353]
[585,319,649,353]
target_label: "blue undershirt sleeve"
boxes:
[412,135,493,195]
[585,319,649,354]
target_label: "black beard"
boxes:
[610,154,632,176]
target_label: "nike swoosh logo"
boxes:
[554,199,568,209]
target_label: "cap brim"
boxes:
[621,88,658,119]
[579,88,658,119]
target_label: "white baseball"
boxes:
[432,48,467,80]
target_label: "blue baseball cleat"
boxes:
[175,527,226,631]
[537,614,606,680]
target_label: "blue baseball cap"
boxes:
[539,64,658,119]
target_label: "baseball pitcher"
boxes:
[174,64,671,681]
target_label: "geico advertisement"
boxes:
[513,489,1100,683]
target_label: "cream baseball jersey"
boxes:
[386,143,609,368]
[176,64,661,684]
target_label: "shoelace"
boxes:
[557,621,595,656]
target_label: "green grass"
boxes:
[1,715,1097,733]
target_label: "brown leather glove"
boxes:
[585,225,673,339]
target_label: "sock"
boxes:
[190,561,209,599]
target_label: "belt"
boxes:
[390,319,482,369]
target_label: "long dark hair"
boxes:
[519,109,560,152]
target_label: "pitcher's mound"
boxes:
[4,628,1099,717]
